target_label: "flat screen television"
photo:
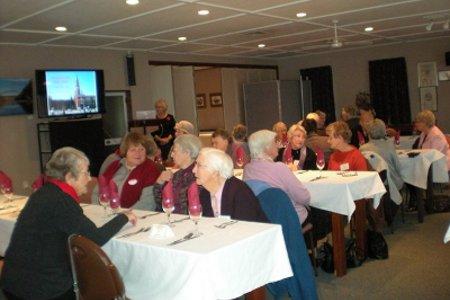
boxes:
[35,69,105,118]
[0,78,33,116]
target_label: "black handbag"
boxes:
[318,242,334,273]
[345,238,364,268]
[367,229,389,259]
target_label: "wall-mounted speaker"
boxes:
[126,53,136,86]
[446,51,450,66]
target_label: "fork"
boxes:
[214,220,238,229]
[117,226,152,238]
[139,212,161,219]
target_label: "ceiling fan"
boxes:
[302,20,372,50]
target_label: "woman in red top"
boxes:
[326,121,368,171]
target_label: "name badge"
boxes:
[293,160,300,166]
[340,163,350,171]
[128,179,138,185]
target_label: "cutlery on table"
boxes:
[139,212,161,219]
[214,220,238,229]
[171,216,190,224]
[117,226,152,238]
[168,232,201,246]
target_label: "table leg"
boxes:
[354,199,368,259]
[245,286,265,300]
[331,212,346,277]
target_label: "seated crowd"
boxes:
[1,96,449,299]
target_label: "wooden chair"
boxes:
[68,235,126,300]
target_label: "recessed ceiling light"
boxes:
[54,26,67,32]
[365,26,374,32]
[126,0,139,5]
[258,44,266,48]
[296,12,307,18]
[198,9,210,16]
[178,36,187,41]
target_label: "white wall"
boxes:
[278,37,450,132]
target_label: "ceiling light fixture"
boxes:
[296,12,307,18]
[365,26,374,32]
[126,0,139,5]
[426,22,433,31]
[54,26,67,32]
[178,36,187,41]
[198,9,210,16]
[258,44,266,48]
[444,20,449,30]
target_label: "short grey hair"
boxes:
[367,119,387,140]
[415,110,435,128]
[45,147,89,181]
[248,130,276,159]
[174,134,202,159]
[199,147,233,179]
[175,120,196,135]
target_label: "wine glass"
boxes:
[98,192,109,216]
[189,203,202,236]
[316,158,325,178]
[0,184,13,202]
[162,197,175,226]
[109,195,120,215]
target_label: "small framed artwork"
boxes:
[196,94,206,109]
[417,62,438,87]
[210,93,223,107]
[438,71,450,81]
[420,86,437,111]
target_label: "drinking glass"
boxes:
[316,158,325,178]
[0,184,13,201]
[162,197,175,226]
[98,193,109,216]
[109,196,120,215]
[189,203,202,235]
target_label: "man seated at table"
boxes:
[193,148,268,222]
[0,147,136,300]
[243,130,310,225]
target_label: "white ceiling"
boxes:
[1,0,449,59]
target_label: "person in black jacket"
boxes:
[193,147,268,223]
[0,147,137,300]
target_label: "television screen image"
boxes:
[45,70,99,116]
[0,78,33,116]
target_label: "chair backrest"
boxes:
[362,151,388,174]
[68,234,126,300]
[257,188,317,300]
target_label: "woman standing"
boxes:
[0,147,136,300]
[152,99,176,160]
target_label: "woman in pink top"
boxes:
[415,110,450,170]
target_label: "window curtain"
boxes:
[300,65,336,123]
[369,57,411,126]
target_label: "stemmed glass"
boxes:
[316,158,325,179]
[98,192,109,216]
[189,203,202,236]
[162,197,175,227]
[0,184,13,202]
[109,195,120,215]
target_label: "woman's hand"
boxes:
[123,210,137,226]
[156,170,173,184]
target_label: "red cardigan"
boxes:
[102,158,161,208]
[328,148,368,171]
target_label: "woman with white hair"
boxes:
[152,98,176,160]
[193,148,267,222]
[154,134,202,214]
[278,124,317,170]
[414,110,450,169]
[174,120,196,136]
[243,130,310,224]
[0,147,136,300]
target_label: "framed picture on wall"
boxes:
[210,93,223,107]
[196,94,206,109]
[417,62,438,87]
[438,71,450,81]
[420,86,437,111]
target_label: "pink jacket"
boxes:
[419,126,450,170]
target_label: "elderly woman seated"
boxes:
[231,124,250,166]
[211,128,247,168]
[414,110,450,170]
[92,132,161,210]
[0,147,136,300]
[277,124,317,171]
[243,130,310,225]
[360,119,404,191]
[193,148,267,222]
[272,121,288,148]
[174,120,196,136]
[154,134,201,214]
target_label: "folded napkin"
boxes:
[187,182,200,207]
[0,171,13,191]
[149,224,174,239]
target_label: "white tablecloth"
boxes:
[0,196,27,256]
[397,149,449,189]
[294,170,386,218]
[0,201,293,300]
[390,135,419,150]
